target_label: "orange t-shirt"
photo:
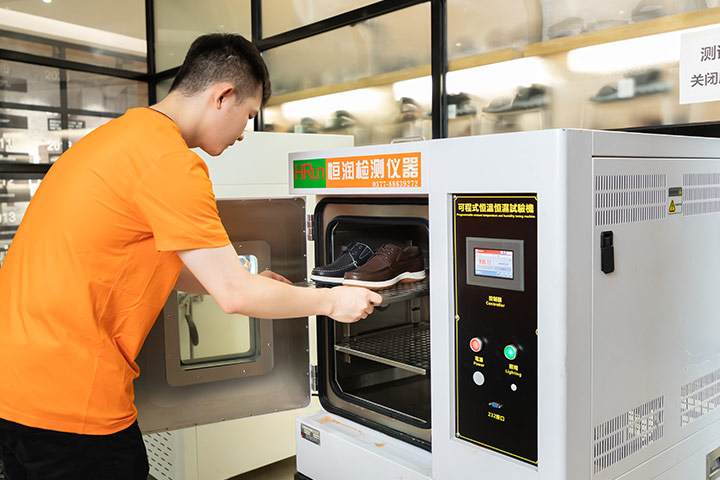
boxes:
[0,107,230,435]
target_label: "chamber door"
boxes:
[134,197,311,433]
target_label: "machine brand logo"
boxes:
[293,152,422,189]
[293,159,327,188]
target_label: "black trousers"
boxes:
[0,417,149,480]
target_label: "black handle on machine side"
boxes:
[601,231,615,274]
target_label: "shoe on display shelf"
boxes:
[482,96,514,114]
[631,0,667,22]
[590,69,669,103]
[448,93,477,117]
[482,84,548,114]
[343,243,426,290]
[510,84,548,110]
[397,97,423,122]
[546,16,586,39]
[424,92,477,119]
[323,110,359,131]
[292,117,320,133]
[310,242,374,285]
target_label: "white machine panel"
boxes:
[430,130,720,480]
[295,129,720,480]
[591,157,720,479]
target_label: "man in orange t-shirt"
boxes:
[0,34,381,479]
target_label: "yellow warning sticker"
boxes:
[668,187,682,215]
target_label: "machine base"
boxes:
[295,411,431,480]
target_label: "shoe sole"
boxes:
[309,274,344,285]
[342,270,426,290]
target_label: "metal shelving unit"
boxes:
[294,278,430,374]
[376,278,429,307]
[335,323,430,375]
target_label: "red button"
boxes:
[469,337,483,352]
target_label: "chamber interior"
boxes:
[324,215,431,428]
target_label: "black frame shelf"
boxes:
[335,322,430,375]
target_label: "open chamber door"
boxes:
[134,197,311,433]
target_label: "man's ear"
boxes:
[213,83,235,109]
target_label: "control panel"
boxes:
[452,194,538,466]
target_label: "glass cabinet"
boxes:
[263,3,432,146]
[262,2,720,144]
[0,2,149,162]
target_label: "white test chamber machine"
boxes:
[290,129,720,480]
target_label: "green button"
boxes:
[504,345,518,360]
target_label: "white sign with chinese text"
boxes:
[680,28,720,104]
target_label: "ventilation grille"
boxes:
[683,173,720,216]
[684,173,720,186]
[681,368,720,427]
[143,431,176,480]
[595,175,667,227]
[593,396,664,474]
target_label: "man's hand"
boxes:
[325,286,383,323]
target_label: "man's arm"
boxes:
[175,264,208,294]
[175,263,292,294]
[177,244,382,323]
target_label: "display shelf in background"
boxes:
[265,7,720,107]
[525,6,720,57]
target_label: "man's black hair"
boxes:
[170,33,271,106]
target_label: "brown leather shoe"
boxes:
[342,243,425,289]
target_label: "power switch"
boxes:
[469,337,483,352]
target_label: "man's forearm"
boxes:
[221,272,331,319]
[177,244,380,323]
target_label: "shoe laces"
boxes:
[377,244,398,262]
[345,243,369,265]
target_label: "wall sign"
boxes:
[0,113,28,129]
[47,118,86,131]
[0,76,28,93]
[680,27,720,104]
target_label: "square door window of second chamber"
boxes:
[177,254,260,366]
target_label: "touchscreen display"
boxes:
[474,248,513,279]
